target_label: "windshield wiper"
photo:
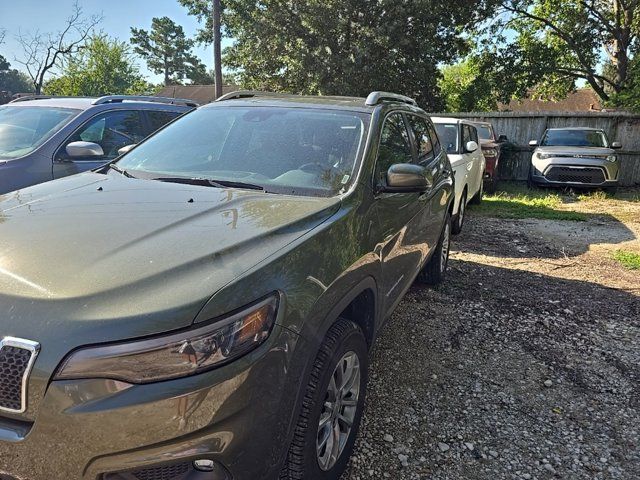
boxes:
[153,176,265,191]
[109,163,134,178]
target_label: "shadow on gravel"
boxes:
[346,258,639,480]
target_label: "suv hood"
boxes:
[535,146,615,156]
[0,172,340,344]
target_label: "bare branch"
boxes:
[13,1,102,93]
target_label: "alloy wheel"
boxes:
[440,222,451,272]
[316,351,361,471]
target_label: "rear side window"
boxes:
[376,113,414,180]
[407,115,434,165]
[146,110,182,135]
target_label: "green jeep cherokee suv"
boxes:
[0,91,454,480]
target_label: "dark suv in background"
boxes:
[473,120,508,194]
[0,95,196,194]
[0,91,454,480]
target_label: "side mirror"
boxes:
[384,163,430,193]
[529,140,539,147]
[118,144,137,156]
[66,141,104,158]
[611,142,622,150]
[497,134,508,143]
[465,141,479,153]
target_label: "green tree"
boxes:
[186,61,237,85]
[0,56,34,95]
[490,0,639,102]
[131,17,202,86]
[43,35,153,96]
[439,56,501,112]
[609,57,640,111]
[179,0,498,110]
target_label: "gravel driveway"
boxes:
[345,206,639,480]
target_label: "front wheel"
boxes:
[416,212,451,285]
[281,319,368,480]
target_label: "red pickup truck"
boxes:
[473,121,508,194]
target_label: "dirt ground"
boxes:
[344,192,639,479]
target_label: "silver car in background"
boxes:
[528,127,621,192]
[0,95,195,194]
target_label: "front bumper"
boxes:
[530,157,619,187]
[0,325,304,480]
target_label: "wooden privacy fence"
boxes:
[448,112,640,187]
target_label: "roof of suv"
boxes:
[209,91,420,113]
[546,127,603,131]
[431,116,477,126]
[7,95,198,110]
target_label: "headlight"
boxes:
[534,152,553,160]
[482,148,498,158]
[606,155,617,163]
[55,294,279,384]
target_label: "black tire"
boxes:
[469,181,483,205]
[485,178,497,195]
[416,212,451,285]
[451,190,467,235]
[281,319,368,480]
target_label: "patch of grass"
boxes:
[612,250,640,270]
[472,191,588,221]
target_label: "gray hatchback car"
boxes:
[0,91,454,480]
[528,127,622,191]
[0,95,196,194]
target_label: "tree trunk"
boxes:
[213,0,223,99]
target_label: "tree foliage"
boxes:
[439,56,501,112]
[488,0,640,102]
[131,16,202,86]
[608,57,640,111]
[179,0,498,110]
[0,31,34,97]
[43,35,153,96]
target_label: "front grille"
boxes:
[0,344,34,412]
[132,463,190,480]
[545,166,606,184]
[103,462,192,480]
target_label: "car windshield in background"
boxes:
[476,125,493,140]
[117,106,366,197]
[0,106,79,159]
[434,124,459,154]
[542,129,609,148]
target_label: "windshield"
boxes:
[476,124,493,141]
[117,106,367,197]
[434,123,459,154]
[0,106,79,159]
[542,129,609,148]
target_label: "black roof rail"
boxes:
[215,90,292,102]
[91,95,199,107]
[365,91,417,107]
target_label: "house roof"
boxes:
[155,84,239,104]
[500,89,603,113]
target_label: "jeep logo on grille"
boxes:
[0,337,40,414]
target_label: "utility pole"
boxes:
[213,0,223,99]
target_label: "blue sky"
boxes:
[0,0,231,83]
